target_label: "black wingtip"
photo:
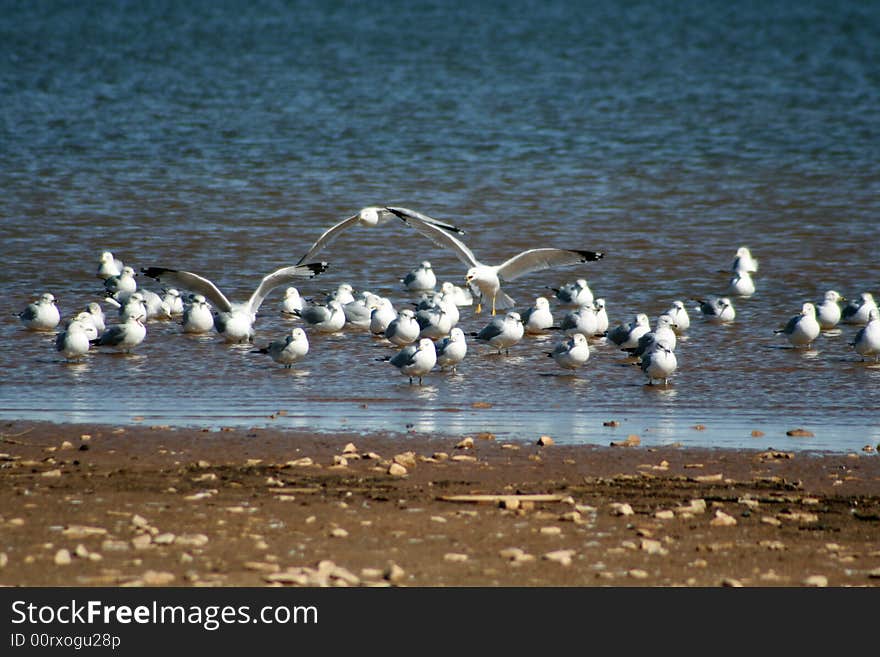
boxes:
[141,267,174,280]
[302,262,329,277]
[576,250,604,262]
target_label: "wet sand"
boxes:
[1,420,878,587]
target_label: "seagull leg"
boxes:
[491,296,497,316]
[475,302,482,314]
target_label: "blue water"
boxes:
[2,1,880,451]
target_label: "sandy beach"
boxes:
[1,419,878,588]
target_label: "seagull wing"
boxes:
[247,263,328,314]
[385,208,478,267]
[476,319,505,341]
[296,214,360,265]
[389,343,418,368]
[141,267,234,313]
[496,249,604,282]
[384,206,465,235]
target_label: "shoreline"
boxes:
[1,419,879,587]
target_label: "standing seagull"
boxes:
[384,308,420,345]
[851,309,880,362]
[548,333,590,371]
[436,327,468,371]
[664,300,690,334]
[91,315,147,353]
[18,293,61,331]
[841,292,878,326]
[252,327,310,368]
[142,262,327,343]
[55,317,92,360]
[608,313,651,349]
[775,302,821,348]
[696,296,736,322]
[386,207,604,315]
[640,339,678,385]
[383,337,438,385]
[96,251,124,280]
[472,311,525,354]
[182,294,215,334]
[402,261,437,292]
[296,206,464,265]
[294,300,346,333]
[521,296,555,334]
[728,246,758,274]
[816,290,845,330]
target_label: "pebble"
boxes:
[627,569,649,579]
[131,534,153,550]
[456,437,474,449]
[640,539,668,556]
[721,578,744,587]
[393,452,417,468]
[786,428,815,438]
[867,568,880,579]
[330,528,349,538]
[0,553,6,568]
[710,510,737,527]
[603,420,620,427]
[142,571,176,586]
[63,525,108,539]
[444,553,469,563]
[751,430,765,437]
[451,455,477,462]
[539,526,562,536]
[332,455,348,467]
[342,443,358,454]
[42,469,62,478]
[694,473,724,483]
[388,463,408,477]
[286,457,314,467]
[761,516,782,527]
[803,575,828,587]
[610,503,635,516]
[654,510,675,520]
[54,549,72,566]
[543,549,576,566]
[153,533,176,545]
[361,567,384,580]
[777,511,818,524]
[610,435,640,448]
[537,435,554,446]
[174,534,209,547]
[384,562,406,583]
[101,539,129,552]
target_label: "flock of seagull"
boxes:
[15,206,880,387]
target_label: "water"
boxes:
[2,0,880,452]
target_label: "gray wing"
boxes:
[385,208,479,268]
[300,305,331,325]
[497,249,604,282]
[389,344,418,367]
[19,305,37,321]
[296,214,360,265]
[54,330,67,350]
[476,319,505,341]
[384,206,465,235]
[781,315,800,335]
[141,267,234,313]
[94,325,125,346]
[607,324,629,346]
[247,263,328,314]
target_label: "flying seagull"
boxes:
[385,206,604,315]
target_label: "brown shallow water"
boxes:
[1,421,879,588]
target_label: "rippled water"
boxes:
[2,1,879,452]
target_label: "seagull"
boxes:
[252,327,309,368]
[55,317,93,360]
[416,304,452,340]
[296,206,464,265]
[142,262,327,343]
[775,302,821,348]
[548,332,590,371]
[103,266,138,297]
[384,308,420,345]
[559,305,598,338]
[608,313,651,349]
[81,302,106,333]
[64,312,99,340]
[325,283,355,306]
[472,311,524,354]
[161,288,185,316]
[725,270,756,297]
[816,290,844,330]
[295,300,346,333]
[18,293,61,331]
[549,278,594,308]
[280,287,304,315]
[436,327,468,371]
[696,296,735,322]
[727,246,758,274]
[625,314,678,357]
[181,294,215,334]
[385,206,604,315]
[370,298,398,335]
[96,251,124,280]
[664,300,690,334]
[593,298,609,336]
[521,296,554,334]
[851,309,880,362]
[438,281,473,306]
[91,315,146,353]
[403,261,437,292]
[640,339,678,385]
[841,292,878,326]
[383,337,438,385]
[140,289,172,320]
[343,292,382,330]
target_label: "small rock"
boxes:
[867,568,880,579]
[610,503,635,517]
[471,401,492,409]
[751,430,765,437]
[803,575,828,587]
[342,442,358,454]
[153,533,176,545]
[388,463,408,477]
[361,567,384,580]
[655,510,675,520]
[786,428,815,438]
[393,452,417,468]
[537,435,554,446]
[330,528,349,538]
[174,534,209,547]
[543,549,576,566]
[455,437,474,449]
[640,539,668,556]
[286,457,314,467]
[101,539,129,552]
[540,526,562,536]
[131,534,153,550]
[142,570,176,586]
[63,525,108,539]
[692,424,706,431]
[384,562,406,583]
[451,455,477,462]
[433,452,449,461]
[610,434,640,448]
[444,553,469,563]
[332,455,348,467]
[761,516,782,527]
[861,444,875,453]
[42,468,62,478]
[710,510,737,527]
[74,544,90,559]
[0,553,7,568]
[54,549,72,566]
[603,420,620,427]
[721,578,744,587]
[694,473,724,483]
[628,569,649,579]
